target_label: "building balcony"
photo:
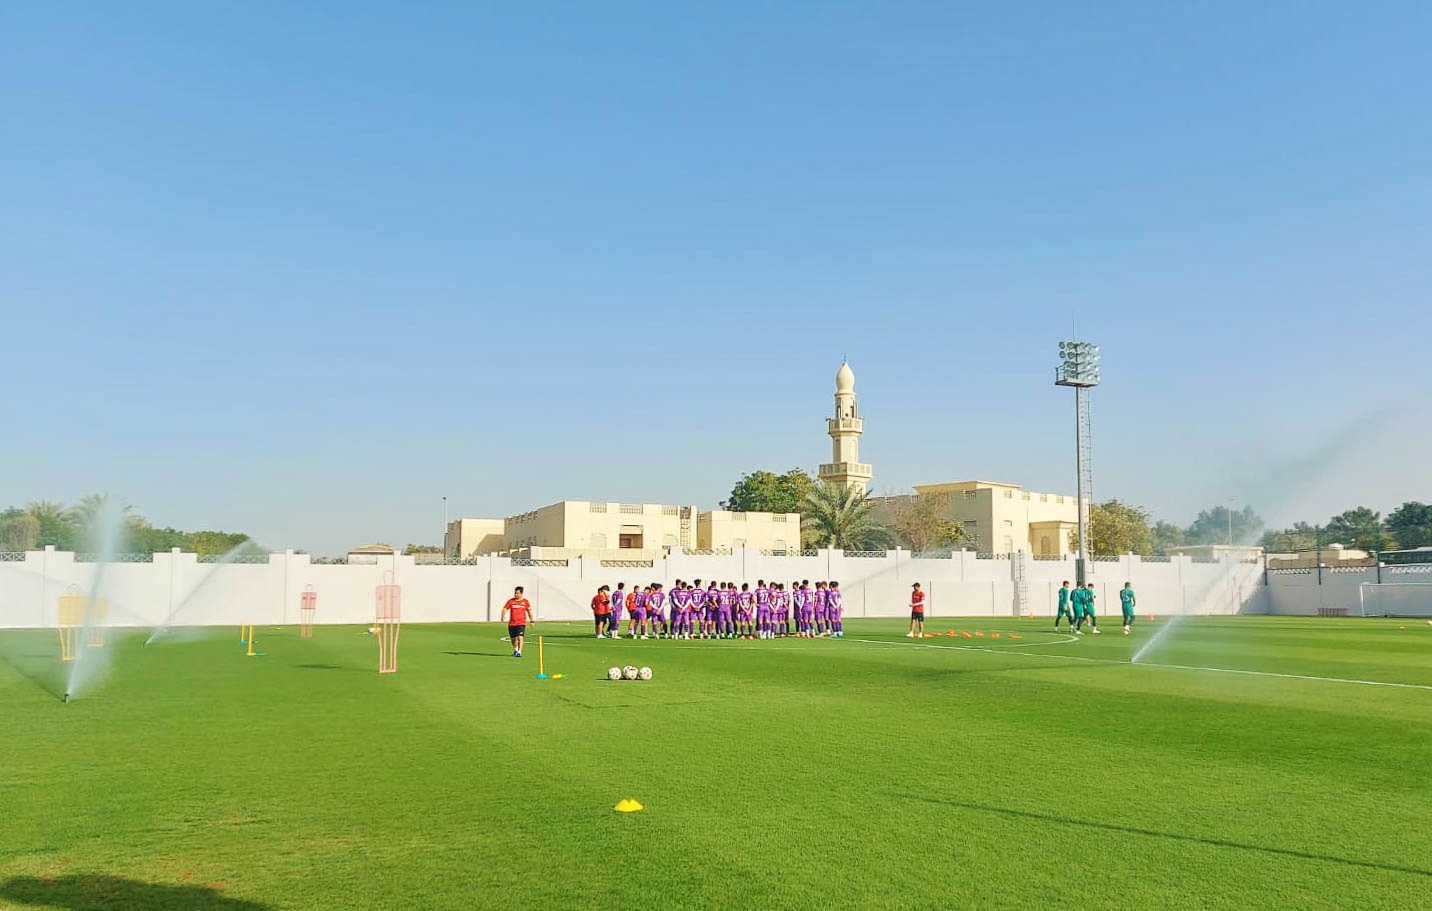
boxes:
[827,417,863,433]
[819,462,873,479]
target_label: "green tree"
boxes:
[1324,507,1392,552]
[1184,505,1264,546]
[405,544,442,554]
[187,531,255,557]
[1087,499,1155,556]
[25,500,78,550]
[0,508,40,552]
[1152,521,1185,555]
[883,493,972,553]
[722,469,816,515]
[1385,501,1432,550]
[1260,522,1319,553]
[802,482,893,551]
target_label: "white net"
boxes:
[1358,582,1432,618]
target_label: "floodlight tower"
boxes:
[1055,341,1101,586]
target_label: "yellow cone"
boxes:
[614,798,643,813]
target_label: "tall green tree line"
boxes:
[0,495,253,556]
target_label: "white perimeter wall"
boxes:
[0,547,1273,629]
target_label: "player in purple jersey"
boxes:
[609,583,626,639]
[754,584,773,639]
[682,583,699,639]
[736,583,755,638]
[813,581,829,635]
[703,584,720,638]
[647,584,667,638]
[670,582,690,639]
[629,586,649,639]
[792,581,808,636]
[827,581,844,637]
[712,584,728,638]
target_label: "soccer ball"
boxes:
[607,667,622,681]
[638,666,653,681]
[622,665,639,680]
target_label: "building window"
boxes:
[591,532,607,548]
[620,504,642,514]
[1040,494,1048,503]
[1056,496,1064,504]
[1003,490,1013,499]
[772,515,787,523]
[619,533,644,549]
[1040,536,1052,555]
[662,506,678,516]
[963,491,976,499]
[1022,492,1030,500]
[589,503,607,513]
[1004,520,1013,527]
[1003,536,1013,553]
[733,512,747,521]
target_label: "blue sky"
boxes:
[3,1,1429,553]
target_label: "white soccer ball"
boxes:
[638,666,653,681]
[622,665,639,680]
[607,666,622,681]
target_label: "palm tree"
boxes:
[802,482,894,551]
[25,500,76,549]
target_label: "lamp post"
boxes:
[1055,341,1101,586]
[442,497,449,559]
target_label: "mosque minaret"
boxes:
[818,361,873,492]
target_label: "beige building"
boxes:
[697,510,802,554]
[446,501,801,560]
[874,480,1078,556]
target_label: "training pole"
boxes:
[299,586,317,638]
[376,572,401,674]
[536,636,547,679]
[245,625,257,657]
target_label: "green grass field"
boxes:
[2,617,1430,911]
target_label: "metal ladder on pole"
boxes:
[1013,550,1031,617]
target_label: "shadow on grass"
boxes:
[0,640,67,701]
[0,875,272,910]
[441,651,511,659]
[891,793,1432,878]
[293,664,367,672]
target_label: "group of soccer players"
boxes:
[589,579,847,640]
[1054,580,1139,635]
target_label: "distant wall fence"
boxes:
[0,546,1291,629]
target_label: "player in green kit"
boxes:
[1055,581,1074,630]
[1082,583,1100,634]
[1120,582,1136,635]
